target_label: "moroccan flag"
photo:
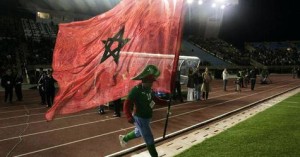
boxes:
[45,0,185,121]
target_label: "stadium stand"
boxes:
[246,42,300,66]
[181,40,232,68]
[189,37,251,66]
[0,6,298,83]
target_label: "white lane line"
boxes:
[0,106,45,114]
[0,102,39,109]
[0,111,98,129]
[0,117,118,142]
[13,126,134,157]
[0,113,44,121]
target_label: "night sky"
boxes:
[219,0,300,48]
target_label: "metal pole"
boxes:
[162,94,173,138]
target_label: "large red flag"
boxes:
[45,0,185,121]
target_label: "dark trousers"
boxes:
[202,92,209,100]
[15,85,23,101]
[46,90,55,107]
[240,78,244,87]
[250,78,256,90]
[173,81,183,102]
[223,79,228,91]
[114,99,122,116]
[5,87,13,102]
[39,87,46,104]
[244,77,249,87]
[99,105,105,113]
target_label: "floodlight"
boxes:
[187,0,194,4]
[198,0,203,5]
[211,3,216,8]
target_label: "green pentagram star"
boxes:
[100,26,130,64]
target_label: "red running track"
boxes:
[0,74,299,157]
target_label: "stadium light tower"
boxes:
[185,0,239,39]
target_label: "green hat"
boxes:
[132,65,160,81]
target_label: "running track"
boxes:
[1,74,299,157]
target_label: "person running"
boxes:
[119,65,167,157]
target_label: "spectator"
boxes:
[201,67,212,100]
[44,70,56,108]
[240,69,245,88]
[244,69,250,88]
[1,69,14,103]
[186,67,196,101]
[222,68,229,91]
[173,70,184,102]
[113,98,122,117]
[194,68,203,101]
[261,68,269,84]
[37,71,46,105]
[292,67,297,79]
[235,73,242,92]
[249,67,257,90]
[98,105,106,114]
[15,71,23,101]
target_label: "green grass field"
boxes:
[176,92,300,157]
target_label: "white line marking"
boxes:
[0,111,97,129]
[0,117,118,142]
[0,106,45,114]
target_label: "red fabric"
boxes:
[45,0,185,121]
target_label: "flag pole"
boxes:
[163,92,173,138]
[162,0,186,139]
[162,41,180,138]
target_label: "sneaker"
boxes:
[119,135,127,147]
[113,114,121,117]
[98,109,105,115]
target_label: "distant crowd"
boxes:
[1,68,55,108]
[250,46,300,66]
